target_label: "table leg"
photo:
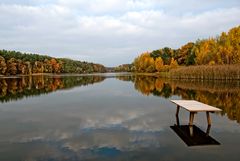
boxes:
[189,125,194,137]
[206,112,211,125]
[176,115,180,126]
[176,105,180,116]
[206,125,211,136]
[189,112,195,125]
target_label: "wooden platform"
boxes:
[171,100,222,125]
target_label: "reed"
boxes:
[169,65,240,80]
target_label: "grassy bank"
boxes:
[169,65,240,80]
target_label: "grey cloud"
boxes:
[0,1,240,66]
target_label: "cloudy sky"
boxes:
[0,0,239,66]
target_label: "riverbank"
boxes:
[2,64,240,80]
[169,64,240,80]
[131,64,240,80]
[0,72,132,79]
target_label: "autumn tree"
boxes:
[24,61,32,75]
[33,61,44,73]
[177,42,195,65]
[131,25,240,72]
[134,52,156,72]
[161,47,173,65]
[155,57,164,72]
[194,38,218,65]
[226,26,240,63]
[217,32,233,64]
[150,50,162,60]
[170,58,178,68]
[50,58,61,73]
[115,64,133,72]
[17,60,27,74]
[43,59,53,73]
[0,56,7,75]
[6,58,17,75]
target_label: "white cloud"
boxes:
[57,0,154,14]
[0,0,240,66]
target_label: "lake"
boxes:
[0,74,240,161]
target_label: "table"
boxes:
[171,100,222,125]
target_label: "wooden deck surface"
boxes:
[171,100,222,112]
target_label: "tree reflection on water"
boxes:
[0,75,105,103]
[117,75,240,123]
[1,74,240,123]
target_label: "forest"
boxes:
[0,50,106,76]
[116,25,240,77]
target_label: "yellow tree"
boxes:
[170,58,178,68]
[146,56,155,73]
[218,32,233,64]
[195,39,218,65]
[133,57,140,71]
[0,56,7,75]
[141,52,151,71]
[134,52,155,72]
[155,57,164,72]
[228,26,240,63]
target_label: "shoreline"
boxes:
[1,71,240,80]
[0,72,132,78]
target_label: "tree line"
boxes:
[0,50,106,75]
[116,25,240,73]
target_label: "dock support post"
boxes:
[206,112,211,125]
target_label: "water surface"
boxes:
[0,74,240,161]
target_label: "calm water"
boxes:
[0,74,240,161]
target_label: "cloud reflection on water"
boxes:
[1,75,240,160]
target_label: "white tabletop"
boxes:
[171,100,222,112]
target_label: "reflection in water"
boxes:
[1,74,240,123]
[171,114,220,146]
[0,75,105,103]
[170,125,220,146]
[0,74,240,161]
[116,75,240,123]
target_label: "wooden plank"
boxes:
[171,100,222,112]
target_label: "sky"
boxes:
[0,0,240,67]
